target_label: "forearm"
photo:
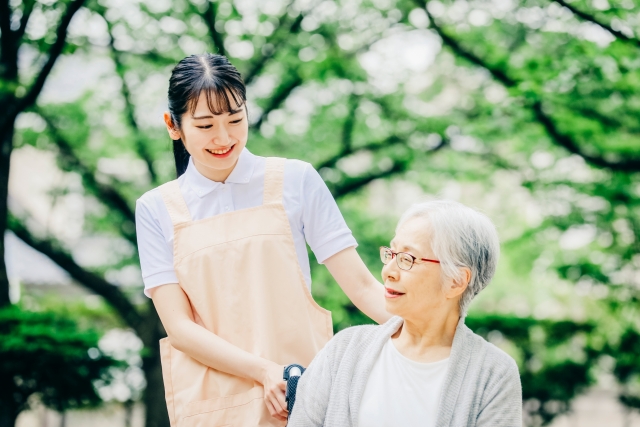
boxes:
[169,318,268,383]
[151,284,288,420]
[151,284,270,384]
[324,247,392,324]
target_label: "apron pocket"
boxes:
[179,386,265,427]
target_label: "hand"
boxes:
[260,361,288,422]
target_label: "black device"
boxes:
[283,364,306,418]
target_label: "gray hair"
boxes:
[397,200,500,317]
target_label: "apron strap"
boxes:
[263,157,286,205]
[159,180,192,226]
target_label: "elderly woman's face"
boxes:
[382,217,460,320]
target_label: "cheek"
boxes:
[181,128,206,148]
[410,273,444,302]
[231,124,249,141]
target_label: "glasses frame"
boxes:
[380,246,440,271]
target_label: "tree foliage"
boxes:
[0,307,116,427]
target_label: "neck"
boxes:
[192,158,237,183]
[393,306,460,361]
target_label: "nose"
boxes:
[211,124,231,146]
[382,257,400,283]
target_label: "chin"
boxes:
[199,152,239,168]
[385,300,403,317]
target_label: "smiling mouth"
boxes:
[385,287,405,297]
[205,145,235,158]
[206,146,233,155]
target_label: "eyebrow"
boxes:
[192,108,243,119]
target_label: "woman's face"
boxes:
[166,91,249,181]
[382,217,463,321]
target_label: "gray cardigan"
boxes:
[288,316,522,427]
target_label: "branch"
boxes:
[2,0,86,132]
[17,0,86,111]
[331,161,413,200]
[15,0,36,43]
[575,104,640,134]
[418,0,640,172]
[0,0,11,54]
[243,12,304,85]
[420,4,515,87]
[8,214,143,331]
[250,74,303,130]
[38,111,137,242]
[0,0,17,80]
[329,137,447,199]
[551,0,640,48]
[203,1,225,56]
[531,101,640,171]
[108,33,157,183]
[316,135,404,171]
[340,94,359,154]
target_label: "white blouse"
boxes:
[358,338,449,427]
[135,148,357,297]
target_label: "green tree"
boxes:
[0,307,116,427]
[3,0,640,426]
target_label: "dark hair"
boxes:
[168,54,246,177]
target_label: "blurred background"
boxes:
[1,0,639,426]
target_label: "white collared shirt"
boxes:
[135,148,357,297]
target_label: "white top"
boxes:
[135,148,357,297]
[358,338,449,427]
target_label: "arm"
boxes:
[288,347,333,427]
[475,362,523,427]
[298,164,391,324]
[150,284,289,421]
[324,247,392,324]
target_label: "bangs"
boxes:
[187,78,245,116]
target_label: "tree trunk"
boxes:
[138,306,170,427]
[0,118,15,308]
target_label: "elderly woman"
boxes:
[288,200,522,427]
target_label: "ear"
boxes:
[446,267,471,299]
[164,112,182,140]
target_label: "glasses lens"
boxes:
[380,247,392,264]
[397,253,414,271]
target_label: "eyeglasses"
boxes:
[380,246,440,271]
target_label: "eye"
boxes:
[398,253,412,262]
[197,125,212,129]
[230,118,243,124]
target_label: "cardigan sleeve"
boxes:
[288,347,333,427]
[475,359,523,427]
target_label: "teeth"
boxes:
[206,147,232,155]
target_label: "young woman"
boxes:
[135,53,391,427]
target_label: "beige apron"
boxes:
[157,157,333,427]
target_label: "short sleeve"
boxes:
[135,196,179,297]
[301,164,357,263]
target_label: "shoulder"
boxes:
[330,323,378,348]
[462,325,520,378]
[257,155,316,186]
[135,179,181,218]
[278,158,327,202]
[281,158,315,180]
[323,317,402,360]
[136,187,163,216]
